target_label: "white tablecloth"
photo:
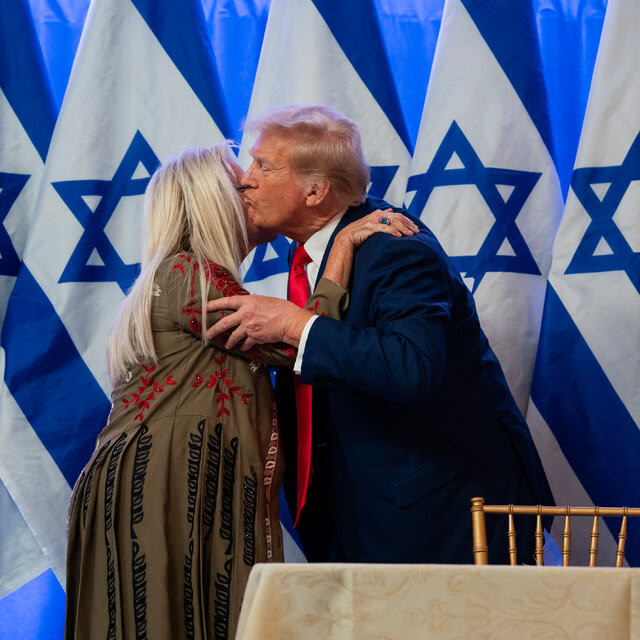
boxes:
[237,562,640,639]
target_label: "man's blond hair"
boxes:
[245,105,370,209]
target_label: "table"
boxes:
[236,563,640,639]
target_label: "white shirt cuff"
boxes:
[293,315,319,374]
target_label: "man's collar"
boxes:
[302,210,346,265]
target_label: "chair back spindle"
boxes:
[616,511,628,568]
[589,508,599,567]
[507,506,517,565]
[562,507,572,567]
[535,508,544,566]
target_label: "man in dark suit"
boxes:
[208,104,553,564]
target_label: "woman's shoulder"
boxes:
[157,252,229,275]
[158,252,247,297]
[153,253,198,297]
[158,252,197,276]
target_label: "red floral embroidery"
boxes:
[306,299,325,316]
[201,261,247,298]
[121,364,177,422]
[182,302,203,334]
[173,254,249,334]
[193,354,253,418]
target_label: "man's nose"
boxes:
[241,165,257,188]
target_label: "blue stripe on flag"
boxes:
[1,267,110,486]
[531,284,640,564]
[131,0,233,140]
[0,0,57,162]
[461,0,556,169]
[311,0,412,153]
[0,569,65,640]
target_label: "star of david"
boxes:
[406,121,541,292]
[566,131,640,295]
[243,234,292,282]
[53,131,160,293]
[0,172,30,276]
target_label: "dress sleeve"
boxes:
[161,255,348,368]
[303,277,350,320]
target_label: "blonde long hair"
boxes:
[106,144,247,384]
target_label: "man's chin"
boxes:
[246,211,277,242]
[250,231,279,246]
[246,219,278,247]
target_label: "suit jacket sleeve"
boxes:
[300,232,457,407]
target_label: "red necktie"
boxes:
[288,244,313,526]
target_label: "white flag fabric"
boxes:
[0,0,59,597]
[0,0,232,589]
[528,0,640,564]
[239,0,412,297]
[406,0,563,414]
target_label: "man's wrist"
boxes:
[284,308,314,347]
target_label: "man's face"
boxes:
[241,132,309,240]
[227,159,277,247]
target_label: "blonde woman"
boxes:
[65,143,415,640]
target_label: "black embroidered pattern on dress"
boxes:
[104,432,127,639]
[104,432,128,537]
[203,422,222,541]
[184,539,195,640]
[130,424,152,640]
[130,423,152,538]
[219,437,238,554]
[106,545,117,640]
[186,419,205,536]
[242,467,257,566]
[213,558,233,640]
[184,420,206,640]
[131,540,148,640]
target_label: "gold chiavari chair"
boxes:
[471,496,640,566]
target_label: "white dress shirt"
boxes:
[293,212,344,373]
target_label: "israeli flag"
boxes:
[0,0,58,598]
[239,0,412,297]
[405,0,563,414]
[0,0,232,591]
[529,0,640,565]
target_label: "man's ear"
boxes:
[305,179,331,207]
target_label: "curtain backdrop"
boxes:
[4,1,636,639]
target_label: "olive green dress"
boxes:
[65,253,347,640]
